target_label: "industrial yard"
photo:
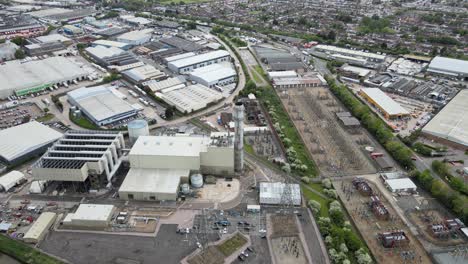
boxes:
[333,176,432,264]
[279,87,378,176]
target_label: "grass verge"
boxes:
[0,235,64,264]
[216,233,247,256]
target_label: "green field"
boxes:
[301,185,330,217]
[69,111,100,130]
[216,233,247,256]
[0,235,64,264]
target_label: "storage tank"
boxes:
[190,174,203,188]
[128,119,149,144]
[180,183,190,194]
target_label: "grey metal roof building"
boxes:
[160,36,204,52]
[32,130,125,186]
[95,27,129,38]
[67,86,138,126]
[0,57,89,99]
[427,56,468,79]
[85,46,139,67]
[167,50,230,74]
[0,121,62,166]
[422,90,468,148]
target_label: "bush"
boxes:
[323,189,338,199]
[308,199,322,215]
[301,176,310,183]
[413,142,433,156]
[322,178,332,189]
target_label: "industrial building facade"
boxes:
[32,130,125,188]
[189,64,237,88]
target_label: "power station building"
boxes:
[119,132,235,201]
[32,130,125,189]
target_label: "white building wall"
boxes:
[33,165,88,182]
[200,147,234,175]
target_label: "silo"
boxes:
[190,174,203,188]
[180,183,190,194]
[128,119,149,144]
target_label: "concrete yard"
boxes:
[197,179,240,203]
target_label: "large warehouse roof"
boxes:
[422,90,468,147]
[68,86,136,123]
[117,28,153,42]
[93,40,130,49]
[385,178,417,191]
[189,63,236,83]
[35,34,71,44]
[130,135,209,157]
[0,57,88,97]
[119,168,188,195]
[360,88,409,116]
[168,50,230,69]
[72,204,114,222]
[122,65,165,83]
[144,76,186,92]
[427,56,468,77]
[0,121,62,162]
[85,46,125,59]
[158,84,223,113]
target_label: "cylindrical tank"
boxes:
[180,183,190,194]
[128,119,149,144]
[190,174,203,188]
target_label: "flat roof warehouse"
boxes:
[0,57,89,99]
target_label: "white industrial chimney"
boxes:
[233,102,244,173]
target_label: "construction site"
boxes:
[334,177,432,264]
[278,86,378,176]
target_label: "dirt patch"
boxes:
[270,215,298,238]
[279,88,377,176]
[187,246,225,264]
[334,178,432,264]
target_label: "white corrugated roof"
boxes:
[85,45,125,59]
[144,76,186,92]
[168,50,230,68]
[422,90,468,147]
[68,86,135,122]
[159,84,223,113]
[119,168,188,195]
[259,182,301,205]
[315,45,386,60]
[385,178,417,191]
[0,121,62,162]
[117,29,153,41]
[360,88,409,116]
[35,34,70,43]
[93,40,130,49]
[23,212,56,241]
[0,171,25,191]
[130,135,209,157]
[428,56,468,75]
[189,63,236,83]
[72,204,114,221]
[0,57,89,95]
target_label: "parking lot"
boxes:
[0,103,43,129]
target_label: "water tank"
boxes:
[190,174,203,188]
[128,119,149,144]
[180,183,190,194]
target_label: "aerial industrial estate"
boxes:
[0,1,467,264]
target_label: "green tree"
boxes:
[11,36,26,46]
[14,49,25,59]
